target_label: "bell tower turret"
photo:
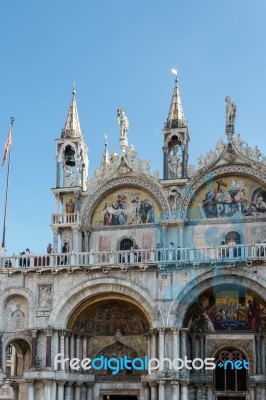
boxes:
[51,85,89,254]
[163,75,190,180]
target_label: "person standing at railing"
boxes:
[61,242,69,265]
[169,242,175,261]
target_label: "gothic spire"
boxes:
[61,83,82,139]
[165,76,186,129]
[101,135,110,169]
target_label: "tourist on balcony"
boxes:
[47,243,53,254]
[169,242,175,261]
[61,242,69,265]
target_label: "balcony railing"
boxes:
[0,243,266,270]
[51,213,80,225]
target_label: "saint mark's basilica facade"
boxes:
[1,78,266,400]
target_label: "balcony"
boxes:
[0,243,265,272]
[51,212,80,225]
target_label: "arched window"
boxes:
[215,348,247,394]
[225,231,241,245]
[120,238,133,251]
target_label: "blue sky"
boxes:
[0,0,266,255]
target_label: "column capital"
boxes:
[86,382,93,388]
[158,328,165,333]
[170,380,179,386]
[171,328,180,334]
[43,379,53,385]
[26,379,34,384]
[180,381,188,387]
[149,381,157,388]
[159,380,166,386]
[58,330,68,336]
[180,328,189,334]
[30,329,38,337]
[57,380,66,386]
[44,329,53,336]
[75,382,83,387]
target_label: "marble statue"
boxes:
[117,108,129,139]
[225,96,237,125]
[168,146,180,179]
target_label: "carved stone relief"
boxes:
[38,285,53,310]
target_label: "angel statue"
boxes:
[225,96,237,125]
[117,108,129,139]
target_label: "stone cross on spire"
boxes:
[61,83,82,139]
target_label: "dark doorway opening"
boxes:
[103,396,138,400]
[217,398,246,400]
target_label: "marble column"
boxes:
[261,385,266,399]
[82,336,88,359]
[158,329,165,366]
[151,329,157,359]
[196,384,202,400]
[65,382,74,400]
[45,329,53,369]
[172,328,180,360]
[56,162,61,188]
[256,335,262,374]
[206,385,213,400]
[74,382,82,400]
[199,335,205,373]
[65,332,70,370]
[59,331,66,371]
[11,383,19,400]
[86,383,93,400]
[30,330,38,369]
[180,328,189,359]
[70,334,75,359]
[158,381,165,400]
[76,335,81,360]
[57,380,65,400]
[181,382,188,400]
[72,227,79,253]
[143,383,150,400]
[52,228,59,254]
[44,380,52,400]
[0,332,2,371]
[150,381,157,400]
[171,381,179,400]
[250,384,255,400]
[262,335,265,373]
[27,380,34,400]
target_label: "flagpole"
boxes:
[1,117,15,251]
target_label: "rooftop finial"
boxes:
[105,134,108,146]
[72,82,76,98]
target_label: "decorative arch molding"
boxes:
[168,269,266,327]
[81,177,169,226]
[180,164,266,218]
[48,278,161,329]
[0,287,35,330]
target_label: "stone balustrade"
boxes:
[0,243,265,270]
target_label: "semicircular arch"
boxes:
[48,278,162,329]
[168,269,266,327]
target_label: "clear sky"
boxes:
[0,0,266,255]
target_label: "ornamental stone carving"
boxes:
[38,285,53,310]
